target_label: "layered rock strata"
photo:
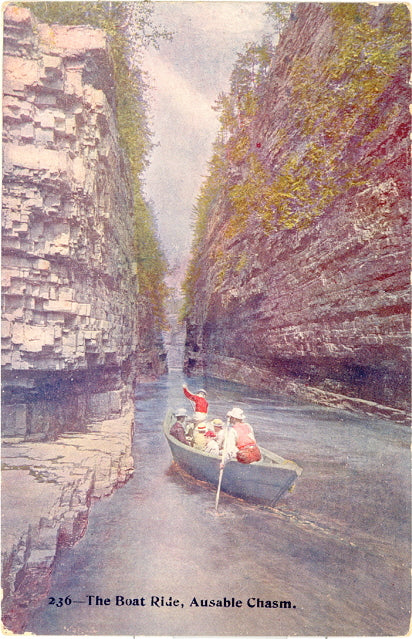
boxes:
[2,5,166,632]
[1,401,134,633]
[184,4,410,423]
[2,6,166,434]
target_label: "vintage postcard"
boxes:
[1,1,410,636]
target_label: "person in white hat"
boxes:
[225,407,261,464]
[170,408,189,445]
[182,383,209,422]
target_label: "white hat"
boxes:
[175,408,187,417]
[227,407,245,421]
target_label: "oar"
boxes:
[215,419,230,512]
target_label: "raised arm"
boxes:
[182,384,197,402]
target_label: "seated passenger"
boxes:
[203,430,220,456]
[170,408,189,445]
[211,418,224,429]
[226,407,262,464]
[192,422,208,450]
[214,419,238,463]
[211,419,224,447]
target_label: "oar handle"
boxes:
[215,419,230,511]
[215,466,224,510]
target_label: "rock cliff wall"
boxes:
[184,4,410,423]
[1,6,166,632]
[2,5,166,440]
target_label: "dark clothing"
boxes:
[170,421,189,445]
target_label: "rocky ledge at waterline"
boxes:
[1,405,134,633]
[183,4,410,424]
[1,6,166,632]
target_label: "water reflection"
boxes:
[28,371,410,635]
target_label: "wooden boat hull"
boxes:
[163,411,302,507]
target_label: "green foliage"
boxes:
[22,2,116,28]
[227,133,250,165]
[192,148,226,247]
[26,1,170,327]
[183,4,411,316]
[227,151,272,235]
[133,195,169,326]
[230,39,275,126]
[231,40,274,94]
[181,144,227,316]
[224,3,409,237]
[265,2,296,32]
[291,3,410,138]
[235,252,248,273]
[182,37,276,316]
[261,2,409,231]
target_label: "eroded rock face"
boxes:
[1,401,134,633]
[2,5,166,438]
[184,4,410,423]
[1,6,166,631]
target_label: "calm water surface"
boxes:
[28,371,410,636]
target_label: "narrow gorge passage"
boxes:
[27,372,410,636]
[2,2,410,636]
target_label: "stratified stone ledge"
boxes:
[1,401,134,634]
[205,354,411,425]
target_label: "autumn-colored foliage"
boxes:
[182,3,410,316]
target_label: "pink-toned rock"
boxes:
[1,6,166,632]
[184,4,410,423]
[1,404,135,633]
[4,4,32,25]
[3,56,39,93]
[37,23,108,57]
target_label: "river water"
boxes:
[28,370,410,636]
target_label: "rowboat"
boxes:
[163,410,302,508]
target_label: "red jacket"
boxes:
[183,387,208,414]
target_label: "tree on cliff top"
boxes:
[265,2,297,33]
[25,1,171,328]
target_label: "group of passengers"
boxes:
[169,384,261,465]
